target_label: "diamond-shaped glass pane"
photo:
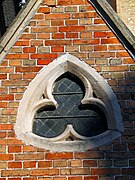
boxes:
[33,73,108,138]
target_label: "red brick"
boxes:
[51,46,64,52]
[101,38,120,44]
[30,54,58,59]
[23,47,36,53]
[0,154,13,161]
[0,74,7,79]
[74,39,99,45]
[23,161,36,168]
[8,162,22,169]
[0,94,14,101]
[23,73,36,79]
[94,19,105,24]
[6,54,29,59]
[37,33,50,39]
[94,32,107,37]
[116,52,130,58]
[23,145,37,152]
[42,0,56,6]
[0,132,6,138]
[94,45,107,51]
[37,60,52,65]
[45,13,70,20]
[8,146,22,153]
[0,124,13,130]
[65,19,78,25]
[68,177,82,180]
[54,178,66,180]
[14,40,29,46]
[46,152,73,160]
[0,139,23,145]
[52,33,64,39]
[59,26,85,32]
[38,7,50,13]
[58,0,84,5]
[20,33,36,39]
[8,178,21,180]
[0,102,8,108]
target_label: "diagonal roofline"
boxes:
[89,0,135,59]
[0,0,135,62]
[0,0,43,62]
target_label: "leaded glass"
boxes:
[33,73,108,138]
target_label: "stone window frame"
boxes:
[15,54,124,152]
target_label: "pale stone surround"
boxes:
[15,54,123,152]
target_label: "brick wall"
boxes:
[0,0,135,179]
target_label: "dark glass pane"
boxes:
[33,73,108,138]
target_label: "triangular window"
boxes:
[16,54,123,152]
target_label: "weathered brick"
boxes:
[30,169,59,176]
[91,168,121,175]
[1,170,29,177]
[74,152,104,159]
[38,161,52,168]
[0,162,6,169]
[54,160,67,167]
[15,154,44,161]
[83,160,97,167]
[71,168,90,175]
